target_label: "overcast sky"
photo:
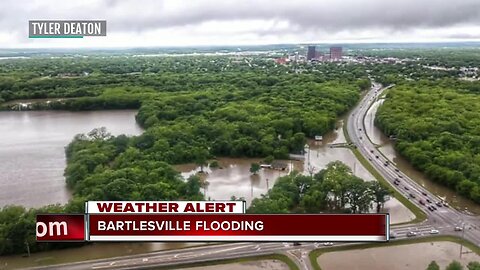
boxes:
[1,0,480,48]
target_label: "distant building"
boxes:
[307,45,316,60]
[330,46,343,60]
[274,58,287,65]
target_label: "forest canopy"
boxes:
[376,83,480,203]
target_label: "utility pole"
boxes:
[305,144,310,167]
[459,222,466,259]
[25,240,30,257]
[251,179,253,198]
[266,178,269,190]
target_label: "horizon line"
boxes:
[2,39,480,51]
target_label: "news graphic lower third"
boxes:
[36,201,389,242]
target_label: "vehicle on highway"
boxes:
[409,193,416,199]
[293,242,302,246]
[375,155,379,158]
[428,206,435,211]
[421,191,428,196]
[395,168,399,172]
[370,150,374,153]
[406,231,417,237]
[430,229,439,234]
[426,198,432,203]
[454,226,463,231]
[398,175,403,178]
[443,202,449,207]
[430,205,437,210]
[394,181,399,186]
[419,200,425,205]
[436,202,443,207]
[384,163,388,166]
[323,242,334,246]
[389,232,397,239]
[404,186,410,190]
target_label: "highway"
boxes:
[347,83,480,246]
[25,83,479,270]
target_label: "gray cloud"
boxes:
[1,0,480,46]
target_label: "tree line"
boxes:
[248,161,391,214]
[426,260,480,270]
[376,82,480,203]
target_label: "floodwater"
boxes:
[0,110,143,208]
[180,260,289,270]
[365,99,480,214]
[175,119,415,224]
[174,158,303,205]
[317,241,480,270]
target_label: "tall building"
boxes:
[330,46,343,60]
[307,45,316,60]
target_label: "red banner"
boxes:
[36,214,85,241]
[88,214,388,242]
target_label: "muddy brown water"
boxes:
[365,99,480,215]
[317,241,480,270]
[179,260,289,270]
[0,110,143,207]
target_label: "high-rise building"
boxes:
[307,45,316,60]
[330,46,343,60]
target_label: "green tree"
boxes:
[250,163,261,175]
[193,147,209,172]
[426,261,440,270]
[467,261,480,270]
[368,181,391,213]
[103,178,136,200]
[446,261,464,270]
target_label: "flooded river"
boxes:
[365,99,480,214]
[0,110,143,207]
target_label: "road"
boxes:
[25,83,479,270]
[347,83,480,246]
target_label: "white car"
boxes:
[406,231,417,237]
[323,242,334,246]
[430,229,439,234]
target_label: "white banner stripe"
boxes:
[86,201,246,214]
[89,235,386,241]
